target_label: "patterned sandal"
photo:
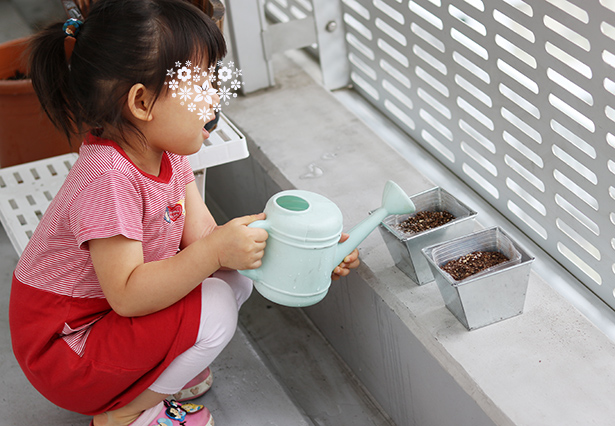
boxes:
[173,367,213,402]
[89,399,213,426]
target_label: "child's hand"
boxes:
[212,213,268,271]
[332,233,360,281]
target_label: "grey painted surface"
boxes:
[238,288,395,426]
[0,0,32,42]
[9,0,65,29]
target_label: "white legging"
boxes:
[148,270,253,395]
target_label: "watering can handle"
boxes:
[238,220,270,281]
[247,219,270,231]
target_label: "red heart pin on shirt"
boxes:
[167,204,183,222]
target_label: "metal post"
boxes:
[225,0,273,93]
[312,0,350,90]
[226,0,350,93]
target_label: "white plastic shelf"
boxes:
[0,114,248,255]
[188,112,248,170]
[0,153,78,255]
[189,113,249,199]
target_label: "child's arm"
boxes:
[89,212,267,317]
[180,180,218,249]
[180,181,243,271]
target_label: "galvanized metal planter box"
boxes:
[379,187,477,285]
[422,226,534,331]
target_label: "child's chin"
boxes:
[187,143,203,156]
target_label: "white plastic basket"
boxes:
[0,153,78,255]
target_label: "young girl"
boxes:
[9,1,359,425]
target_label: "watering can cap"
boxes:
[265,190,344,241]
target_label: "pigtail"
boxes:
[28,23,76,143]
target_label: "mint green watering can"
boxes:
[239,181,415,307]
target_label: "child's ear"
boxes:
[126,83,155,122]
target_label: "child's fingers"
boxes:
[230,213,268,241]
[331,263,352,280]
[331,248,360,281]
[342,248,360,265]
[233,239,267,270]
[345,257,361,269]
[331,266,349,281]
[234,212,266,226]
[247,226,268,243]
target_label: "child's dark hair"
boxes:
[29,0,226,147]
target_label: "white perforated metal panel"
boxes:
[265,0,314,23]
[339,0,615,310]
[264,0,318,56]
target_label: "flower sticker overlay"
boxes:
[165,60,243,122]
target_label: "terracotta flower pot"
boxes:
[0,37,77,168]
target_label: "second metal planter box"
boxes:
[422,226,534,330]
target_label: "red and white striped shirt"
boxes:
[14,133,194,354]
[10,133,203,415]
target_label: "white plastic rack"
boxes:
[189,112,248,197]
[0,154,78,255]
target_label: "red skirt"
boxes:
[9,274,201,415]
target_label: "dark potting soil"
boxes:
[441,251,509,281]
[397,210,455,234]
[6,70,28,80]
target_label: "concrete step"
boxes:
[194,327,314,426]
[239,291,395,426]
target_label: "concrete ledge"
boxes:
[207,53,615,425]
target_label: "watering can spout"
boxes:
[334,181,415,266]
